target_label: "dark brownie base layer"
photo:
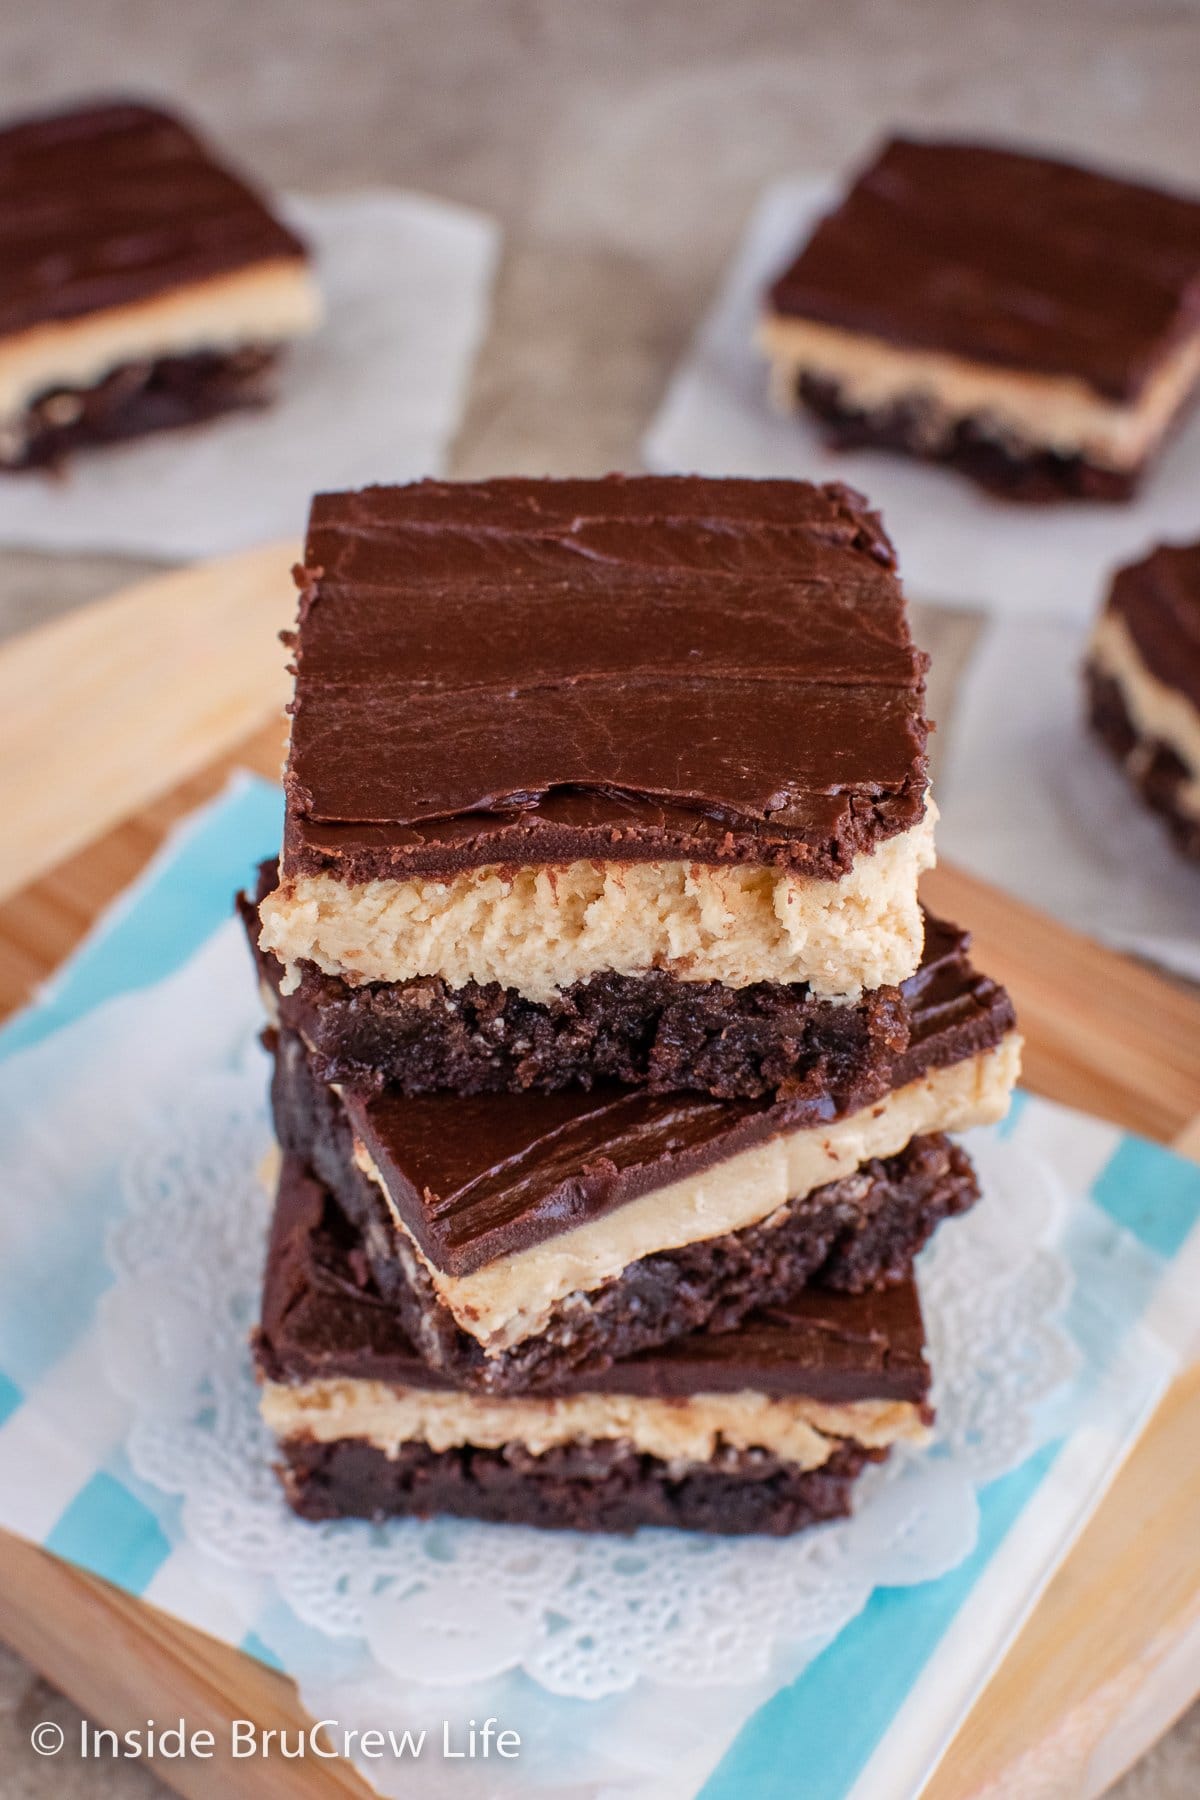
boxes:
[0,345,279,470]
[795,373,1140,503]
[1086,663,1200,860]
[270,1024,977,1393]
[240,875,908,1102]
[276,1434,878,1534]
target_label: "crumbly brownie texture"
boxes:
[1086,664,1200,860]
[279,476,928,885]
[256,894,1015,1385]
[275,1434,879,1533]
[1,345,279,469]
[244,883,1006,1118]
[240,877,909,1102]
[268,1028,976,1392]
[796,374,1137,503]
[287,952,906,1101]
[354,1136,972,1396]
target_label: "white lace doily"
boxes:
[98,1031,1077,1704]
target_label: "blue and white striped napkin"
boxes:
[1,772,1196,1800]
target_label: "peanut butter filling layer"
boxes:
[0,256,322,428]
[261,1377,929,1472]
[759,312,1200,471]
[259,808,937,1005]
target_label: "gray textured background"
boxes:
[1,2,1198,1793]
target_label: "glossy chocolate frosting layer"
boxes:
[769,137,1200,401]
[257,1158,930,1405]
[282,476,930,882]
[1106,540,1200,712]
[336,914,1013,1276]
[0,98,306,339]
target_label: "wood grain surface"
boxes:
[0,543,297,908]
[1,547,1198,1799]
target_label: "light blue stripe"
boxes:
[44,1471,172,1594]
[240,1628,286,1673]
[699,1443,1060,1800]
[0,1370,22,1427]
[1053,1198,1165,1408]
[238,1597,371,1685]
[0,777,280,1393]
[0,1245,114,1397]
[704,1109,1200,1797]
[0,775,282,1062]
[995,1085,1030,1140]
[1090,1136,1200,1258]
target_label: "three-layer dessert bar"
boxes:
[258,476,936,1025]
[1086,540,1200,859]
[256,1159,933,1535]
[0,98,321,467]
[256,912,1018,1392]
[761,137,1200,500]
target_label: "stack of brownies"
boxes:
[244,475,1020,1536]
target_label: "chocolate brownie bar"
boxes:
[257,477,935,1007]
[761,138,1200,500]
[270,1022,975,1391]
[257,1160,931,1533]
[263,915,1014,1391]
[0,99,321,467]
[1085,540,1200,859]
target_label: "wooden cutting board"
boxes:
[1,546,1199,1800]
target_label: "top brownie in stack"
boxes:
[257,476,935,1102]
